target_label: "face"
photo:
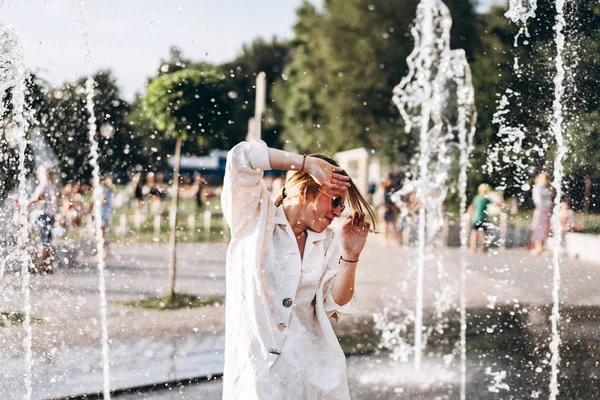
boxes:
[301,187,347,232]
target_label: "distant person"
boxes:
[558,199,584,247]
[155,171,168,197]
[391,183,419,246]
[178,174,193,198]
[192,172,207,208]
[468,183,493,252]
[142,172,155,199]
[99,174,114,252]
[373,179,397,246]
[130,172,144,212]
[531,173,553,255]
[144,172,165,216]
[28,166,59,273]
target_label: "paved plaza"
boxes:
[0,236,599,398]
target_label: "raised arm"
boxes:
[221,140,272,237]
[267,147,350,192]
[331,210,370,306]
[222,140,351,237]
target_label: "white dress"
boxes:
[221,140,358,400]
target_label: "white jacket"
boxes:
[221,140,357,399]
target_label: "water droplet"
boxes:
[99,123,114,138]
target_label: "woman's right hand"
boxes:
[305,157,351,191]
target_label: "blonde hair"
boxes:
[275,154,377,231]
[478,183,491,196]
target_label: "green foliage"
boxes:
[273,0,481,160]
[39,70,147,181]
[119,293,224,310]
[476,0,600,197]
[0,311,42,327]
[0,70,146,197]
[141,69,235,149]
[220,37,292,148]
[565,112,600,178]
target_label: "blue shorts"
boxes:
[472,221,488,231]
[37,214,55,246]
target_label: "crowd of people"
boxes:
[9,165,585,274]
[11,169,224,273]
[364,171,584,254]
[128,171,217,216]
[468,172,583,255]
[529,172,584,255]
[15,167,115,272]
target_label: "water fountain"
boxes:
[495,0,567,397]
[0,24,35,400]
[78,1,111,397]
[0,8,113,398]
[390,1,476,389]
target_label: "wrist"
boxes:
[302,156,314,174]
[341,253,360,262]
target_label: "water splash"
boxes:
[486,0,539,191]
[392,0,452,369]
[485,367,510,393]
[0,25,34,400]
[486,92,530,190]
[548,0,566,397]
[392,0,477,371]
[451,50,476,400]
[78,1,111,398]
[31,129,60,172]
[497,0,566,397]
[505,0,538,47]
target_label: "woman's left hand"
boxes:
[340,211,370,259]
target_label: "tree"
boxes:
[141,68,235,300]
[273,0,481,161]
[219,37,292,148]
[478,0,600,207]
[31,70,148,183]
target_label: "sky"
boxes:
[1,0,498,100]
[0,0,309,99]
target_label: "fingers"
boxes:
[333,170,351,186]
[352,211,366,226]
[331,180,350,191]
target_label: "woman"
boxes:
[28,166,59,273]
[468,183,493,252]
[373,179,397,246]
[221,139,375,399]
[531,172,553,255]
[130,172,144,212]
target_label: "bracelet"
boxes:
[339,255,359,264]
[300,154,307,172]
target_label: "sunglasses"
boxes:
[318,189,346,212]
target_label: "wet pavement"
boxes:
[1,236,600,399]
[0,334,223,399]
